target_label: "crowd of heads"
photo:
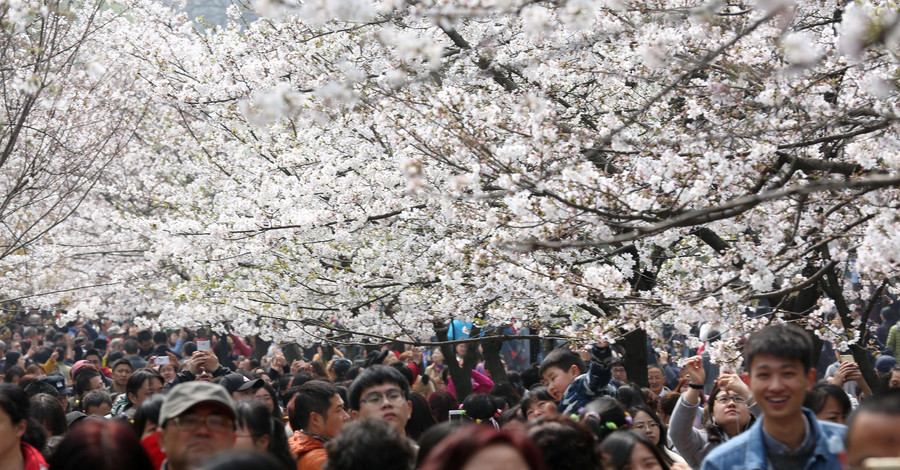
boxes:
[0,311,898,470]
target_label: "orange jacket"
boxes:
[288,431,327,470]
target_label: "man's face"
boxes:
[748,353,815,422]
[113,364,132,386]
[352,383,411,435]
[542,365,579,401]
[140,339,152,350]
[320,394,350,438]
[846,410,900,469]
[86,402,111,416]
[647,367,665,394]
[130,377,163,408]
[84,354,102,369]
[612,365,627,383]
[161,403,236,470]
[231,388,255,401]
[889,370,900,389]
[87,375,105,394]
[196,367,214,383]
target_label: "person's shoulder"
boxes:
[817,419,847,440]
[702,427,756,468]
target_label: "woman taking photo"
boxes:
[670,357,756,468]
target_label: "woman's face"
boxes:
[234,424,268,453]
[711,390,751,436]
[159,364,176,383]
[816,395,847,425]
[431,349,444,364]
[633,411,661,446]
[0,406,26,460]
[255,387,275,414]
[627,442,663,470]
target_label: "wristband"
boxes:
[688,383,704,390]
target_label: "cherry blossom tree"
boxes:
[6,0,900,391]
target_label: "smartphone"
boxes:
[155,356,170,365]
[449,410,465,423]
[197,339,211,351]
[840,354,855,363]
[863,458,900,469]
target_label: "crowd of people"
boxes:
[0,310,899,470]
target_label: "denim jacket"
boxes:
[557,344,614,416]
[700,408,846,470]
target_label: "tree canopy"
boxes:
[2,0,900,366]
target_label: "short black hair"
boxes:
[81,390,112,412]
[743,322,813,372]
[153,331,168,345]
[123,339,140,355]
[520,385,555,416]
[126,369,162,400]
[137,330,153,343]
[804,383,851,418]
[540,347,585,377]
[347,366,409,411]
[111,358,133,372]
[323,419,415,470]
[290,380,340,430]
[74,368,101,397]
[847,389,900,431]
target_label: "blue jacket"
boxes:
[557,345,614,415]
[701,408,846,470]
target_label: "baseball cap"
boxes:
[107,326,123,336]
[41,375,73,395]
[159,381,236,426]
[875,355,897,373]
[70,360,97,379]
[219,373,263,394]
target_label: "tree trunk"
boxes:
[434,321,474,401]
[482,337,508,386]
[624,328,648,387]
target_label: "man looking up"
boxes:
[158,381,237,470]
[348,365,412,437]
[701,323,845,470]
[288,380,350,470]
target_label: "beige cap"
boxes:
[158,381,235,426]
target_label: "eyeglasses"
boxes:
[360,389,405,406]
[170,414,233,433]
[633,421,660,431]
[715,395,747,405]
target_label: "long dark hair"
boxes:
[628,405,673,465]
[0,383,46,450]
[704,385,755,442]
[235,399,293,470]
[406,391,437,441]
[600,430,671,470]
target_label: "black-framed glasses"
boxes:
[715,395,747,405]
[360,389,405,406]
[171,414,233,433]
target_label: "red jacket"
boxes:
[22,442,48,470]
